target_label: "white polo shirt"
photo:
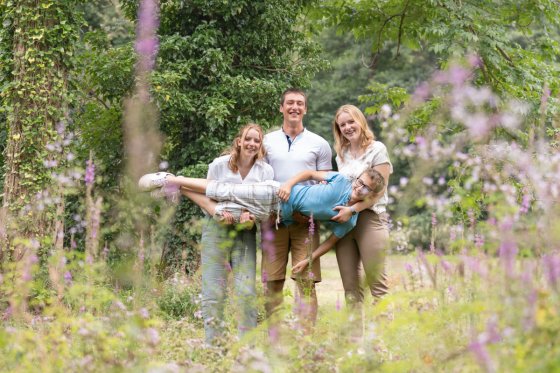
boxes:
[264,128,332,184]
[207,155,274,183]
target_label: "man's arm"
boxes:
[292,234,339,274]
[277,170,330,201]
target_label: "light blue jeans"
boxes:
[201,218,257,344]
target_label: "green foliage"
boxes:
[305,27,436,143]
[0,0,84,242]
[156,273,201,321]
[310,0,560,132]
[359,82,409,116]
[134,0,327,169]
[67,0,328,272]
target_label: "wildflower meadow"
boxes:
[1,0,559,372]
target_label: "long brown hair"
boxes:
[332,105,375,162]
[225,123,266,173]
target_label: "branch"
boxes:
[496,45,514,66]
[361,52,379,69]
[395,0,412,58]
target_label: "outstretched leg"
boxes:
[181,188,217,216]
[139,172,276,221]
[138,172,210,194]
[167,175,210,194]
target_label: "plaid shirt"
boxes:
[206,180,281,222]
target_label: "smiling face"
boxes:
[350,170,385,203]
[238,128,263,160]
[336,111,362,145]
[280,92,307,128]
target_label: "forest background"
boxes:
[0,0,559,371]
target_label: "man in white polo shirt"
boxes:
[262,88,332,329]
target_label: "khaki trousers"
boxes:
[335,210,389,304]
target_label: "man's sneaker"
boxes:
[138,172,174,191]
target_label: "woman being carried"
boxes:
[139,166,385,273]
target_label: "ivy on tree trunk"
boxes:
[0,0,83,260]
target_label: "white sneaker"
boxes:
[138,172,174,191]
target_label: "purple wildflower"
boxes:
[56,122,66,135]
[469,339,495,372]
[64,271,73,285]
[542,253,560,291]
[440,259,453,273]
[268,325,279,343]
[138,250,145,263]
[484,318,501,344]
[415,136,426,147]
[468,209,476,229]
[519,193,531,214]
[520,265,536,328]
[474,234,485,249]
[405,263,414,273]
[412,82,430,103]
[135,0,160,74]
[449,227,457,242]
[308,213,315,236]
[448,66,470,87]
[43,160,58,168]
[261,224,276,261]
[498,239,517,277]
[465,113,491,138]
[146,328,160,346]
[102,244,109,260]
[140,308,150,319]
[468,53,482,68]
[462,255,488,278]
[85,159,95,186]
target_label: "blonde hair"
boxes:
[364,166,386,195]
[225,123,266,173]
[332,105,375,162]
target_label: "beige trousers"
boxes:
[335,210,389,304]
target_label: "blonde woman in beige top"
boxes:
[331,104,393,306]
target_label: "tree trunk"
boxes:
[0,1,78,261]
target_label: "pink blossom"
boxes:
[468,53,482,68]
[135,0,160,73]
[307,213,315,236]
[498,239,517,277]
[412,82,430,103]
[64,271,72,285]
[474,234,485,248]
[85,159,95,186]
[543,253,560,291]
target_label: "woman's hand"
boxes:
[278,183,292,201]
[221,210,235,225]
[331,206,352,223]
[292,258,310,274]
[239,210,256,230]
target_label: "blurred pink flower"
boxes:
[85,159,95,186]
